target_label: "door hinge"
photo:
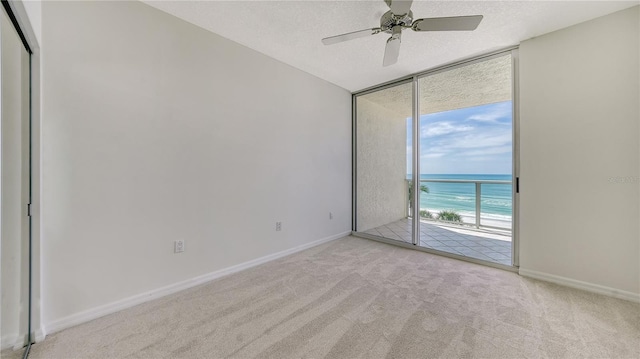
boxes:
[27,203,32,217]
[516,177,520,193]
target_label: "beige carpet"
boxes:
[6,236,640,358]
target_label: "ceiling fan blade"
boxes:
[412,15,483,32]
[322,28,382,45]
[388,0,413,16]
[383,28,402,67]
[385,0,413,15]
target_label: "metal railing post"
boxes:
[411,76,420,246]
[417,178,511,231]
[475,182,481,229]
[406,179,410,218]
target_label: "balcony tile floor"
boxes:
[363,218,512,266]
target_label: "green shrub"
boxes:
[419,210,433,219]
[437,210,462,222]
[408,183,430,214]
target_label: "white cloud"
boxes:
[417,101,513,174]
[467,102,512,122]
[431,129,511,150]
[424,127,512,161]
[464,145,512,156]
[422,152,446,159]
[421,121,474,137]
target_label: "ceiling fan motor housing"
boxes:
[380,10,413,32]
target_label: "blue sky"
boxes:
[407,101,513,175]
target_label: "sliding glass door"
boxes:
[354,80,414,244]
[416,53,514,266]
[354,50,517,267]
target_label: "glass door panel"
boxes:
[354,81,414,244]
[417,54,514,266]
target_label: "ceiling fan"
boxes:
[321,0,483,67]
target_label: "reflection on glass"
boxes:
[355,81,413,243]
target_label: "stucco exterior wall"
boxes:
[356,95,409,232]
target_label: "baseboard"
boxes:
[518,268,640,303]
[44,231,351,335]
[34,325,46,343]
[1,325,46,350]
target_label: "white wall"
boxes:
[41,0,351,330]
[356,97,408,232]
[21,0,41,47]
[519,6,639,299]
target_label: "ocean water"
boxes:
[413,174,513,224]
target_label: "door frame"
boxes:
[351,47,520,271]
[1,0,42,350]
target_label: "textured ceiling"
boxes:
[143,1,638,92]
[361,53,512,117]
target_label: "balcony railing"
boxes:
[406,179,513,231]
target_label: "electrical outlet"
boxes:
[275,222,282,231]
[329,212,333,220]
[174,240,185,253]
